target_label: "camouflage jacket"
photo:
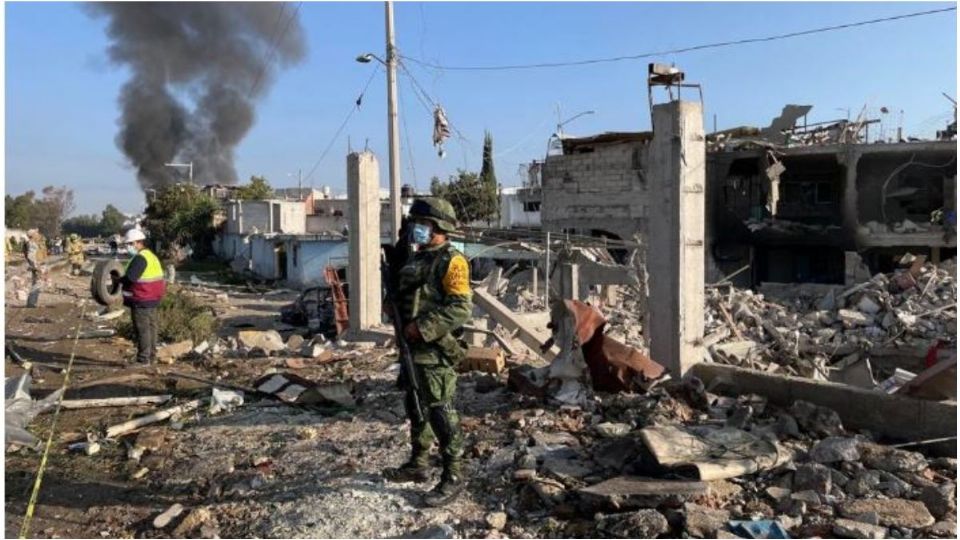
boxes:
[397,241,473,365]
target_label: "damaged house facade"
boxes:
[541,107,957,287]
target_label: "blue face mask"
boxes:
[410,223,432,245]
[127,245,138,256]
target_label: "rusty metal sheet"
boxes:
[561,299,665,392]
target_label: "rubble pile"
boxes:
[471,377,958,539]
[702,261,956,378]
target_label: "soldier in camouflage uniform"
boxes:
[384,197,473,507]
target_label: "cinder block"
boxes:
[459,346,505,374]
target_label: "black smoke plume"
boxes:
[90,3,306,190]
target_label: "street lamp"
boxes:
[547,110,596,155]
[356,3,401,242]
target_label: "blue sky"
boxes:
[6,1,957,216]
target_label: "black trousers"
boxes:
[130,306,159,363]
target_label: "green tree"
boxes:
[100,204,127,236]
[62,214,103,238]
[143,184,219,262]
[5,191,36,229]
[430,169,498,224]
[236,175,273,200]
[478,131,499,224]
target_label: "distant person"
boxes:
[66,234,85,275]
[53,236,63,256]
[113,229,166,364]
[23,230,46,307]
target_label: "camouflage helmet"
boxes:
[409,197,458,233]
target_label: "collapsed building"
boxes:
[540,106,957,288]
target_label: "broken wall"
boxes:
[855,148,955,226]
[541,141,650,242]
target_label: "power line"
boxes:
[400,7,956,72]
[248,2,301,98]
[397,77,420,191]
[302,65,381,185]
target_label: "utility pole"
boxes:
[298,168,303,200]
[385,0,401,242]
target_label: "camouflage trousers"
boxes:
[403,363,464,475]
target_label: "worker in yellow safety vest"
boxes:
[114,228,166,364]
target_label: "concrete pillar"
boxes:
[559,263,580,300]
[347,151,383,331]
[647,100,706,377]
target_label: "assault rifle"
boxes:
[381,251,425,424]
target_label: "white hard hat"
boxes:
[123,228,146,244]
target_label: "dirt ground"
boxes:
[3,262,550,539]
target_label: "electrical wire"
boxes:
[400,7,956,72]
[248,2,301,98]
[302,65,381,185]
[398,77,420,191]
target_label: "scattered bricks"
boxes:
[597,509,669,538]
[459,347,506,374]
[918,482,957,520]
[683,503,730,538]
[840,499,936,529]
[832,518,888,539]
[860,443,928,473]
[794,463,833,497]
[810,437,861,463]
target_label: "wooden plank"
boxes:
[105,399,203,438]
[472,287,558,361]
[60,395,172,410]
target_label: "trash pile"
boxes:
[703,259,957,380]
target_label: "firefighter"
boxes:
[66,233,85,275]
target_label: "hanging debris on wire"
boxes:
[433,104,451,158]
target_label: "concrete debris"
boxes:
[839,498,936,529]
[833,517,888,539]
[152,503,185,529]
[237,329,286,355]
[683,502,731,538]
[809,436,861,463]
[639,424,792,481]
[208,388,244,415]
[485,511,507,531]
[596,509,669,538]
[702,262,956,382]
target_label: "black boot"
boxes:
[383,447,430,483]
[423,469,464,507]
